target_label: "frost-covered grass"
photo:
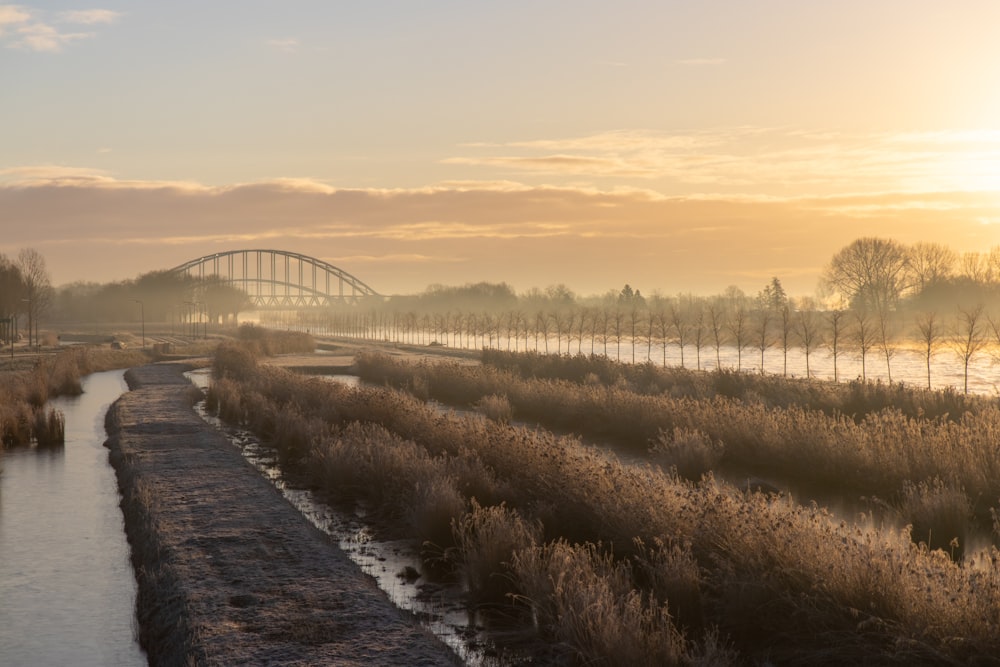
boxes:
[207,341,1000,665]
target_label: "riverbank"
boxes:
[105,362,459,666]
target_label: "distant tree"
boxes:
[913,311,941,390]
[752,305,773,374]
[758,277,788,311]
[908,242,956,292]
[689,300,707,371]
[626,303,645,363]
[852,309,877,381]
[707,301,727,370]
[822,237,913,311]
[669,299,690,368]
[875,304,897,383]
[959,252,992,284]
[954,305,988,394]
[777,304,793,376]
[17,248,52,348]
[574,307,590,355]
[728,304,750,371]
[610,306,625,361]
[535,310,551,353]
[794,303,824,378]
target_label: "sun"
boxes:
[932,131,1000,192]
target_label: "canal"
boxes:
[0,370,146,666]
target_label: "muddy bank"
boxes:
[105,362,459,666]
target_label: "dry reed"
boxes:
[208,340,1000,665]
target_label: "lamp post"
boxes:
[133,299,145,348]
[21,296,31,348]
[184,301,196,339]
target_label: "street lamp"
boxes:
[21,296,31,348]
[133,299,145,348]
[184,301,196,339]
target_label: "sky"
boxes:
[4,1,1000,298]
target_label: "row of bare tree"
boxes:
[299,285,998,392]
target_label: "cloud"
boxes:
[675,58,727,66]
[0,5,30,32]
[1,5,119,52]
[58,9,120,25]
[445,127,1000,198]
[266,37,299,52]
[3,172,1000,297]
[12,22,91,52]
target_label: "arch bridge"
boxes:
[169,250,381,309]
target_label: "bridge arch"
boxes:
[169,249,381,309]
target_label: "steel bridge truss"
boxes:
[169,250,380,309]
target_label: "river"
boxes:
[0,370,146,667]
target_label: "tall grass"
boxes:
[356,350,1000,528]
[208,340,1000,665]
[479,349,983,423]
[0,346,146,448]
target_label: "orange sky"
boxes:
[4,2,1000,297]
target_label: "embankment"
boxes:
[105,362,458,666]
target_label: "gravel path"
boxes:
[105,362,460,666]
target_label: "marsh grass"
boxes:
[357,350,1000,526]
[209,341,1000,665]
[894,478,974,556]
[475,394,513,424]
[0,346,146,448]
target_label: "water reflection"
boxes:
[0,370,145,667]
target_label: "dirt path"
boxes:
[105,362,460,666]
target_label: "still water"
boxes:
[0,370,146,667]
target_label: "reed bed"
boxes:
[0,346,147,448]
[480,349,983,423]
[207,340,1000,665]
[356,350,1000,531]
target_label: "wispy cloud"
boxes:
[266,37,299,53]
[0,5,30,32]
[0,5,120,52]
[675,58,727,66]
[59,9,120,25]
[446,127,1000,197]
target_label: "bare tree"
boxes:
[610,306,625,362]
[794,304,824,378]
[853,309,877,381]
[914,311,942,390]
[707,301,727,370]
[908,241,956,292]
[16,248,52,348]
[627,303,645,363]
[875,304,897,383]
[822,237,913,311]
[752,306,773,374]
[960,251,992,284]
[826,308,847,382]
[777,305,793,376]
[535,310,551,353]
[954,305,988,394]
[728,304,750,371]
[689,300,707,371]
[669,299,690,368]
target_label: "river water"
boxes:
[0,370,145,667]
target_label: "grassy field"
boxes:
[208,341,1000,666]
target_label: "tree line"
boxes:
[8,237,1000,391]
[0,249,251,346]
[294,237,1000,393]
